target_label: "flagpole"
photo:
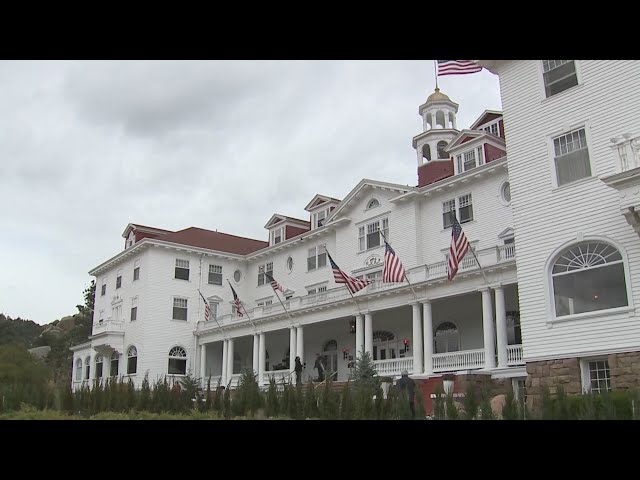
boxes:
[379,230,419,303]
[272,288,295,326]
[227,279,257,331]
[448,211,490,285]
[434,60,438,89]
[326,248,363,316]
[199,289,226,337]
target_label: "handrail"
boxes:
[313,370,338,390]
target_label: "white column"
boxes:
[355,314,364,358]
[495,286,509,368]
[364,312,373,357]
[289,327,297,375]
[221,339,228,386]
[259,332,266,386]
[227,338,235,382]
[200,344,207,379]
[481,288,496,369]
[412,303,423,374]
[422,300,434,375]
[296,325,304,368]
[252,334,259,376]
[451,114,457,130]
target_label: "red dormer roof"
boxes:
[157,227,268,255]
[470,110,503,130]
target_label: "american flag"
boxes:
[437,60,483,76]
[448,213,470,281]
[199,290,210,321]
[327,251,370,294]
[228,281,244,317]
[264,271,285,294]
[383,240,406,283]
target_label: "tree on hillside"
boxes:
[0,344,51,386]
[0,314,44,348]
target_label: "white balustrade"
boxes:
[373,357,414,376]
[92,318,125,334]
[433,349,485,372]
[507,344,524,366]
[498,244,516,262]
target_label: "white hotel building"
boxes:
[71,60,640,410]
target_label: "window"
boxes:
[512,378,527,403]
[175,259,189,280]
[458,194,473,223]
[358,218,388,251]
[367,198,380,209]
[168,346,187,375]
[552,128,591,186]
[442,199,456,229]
[133,259,140,281]
[95,354,103,379]
[110,351,119,377]
[258,262,273,286]
[271,227,283,245]
[208,264,222,285]
[307,244,327,271]
[209,301,218,319]
[307,285,327,295]
[127,346,137,375]
[437,141,448,159]
[581,358,611,393]
[542,60,578,98]
[551,241,628,317]
[257,299,273,307]
[116,270,122,289]
[313,209,329,228]
[131,297,138,321]
[434,322,459,353]
[75,359,82,381]
[84,357,91,380]
[483,122,499,136]
[233,270,242,283]
[173,297,188,321]
[366,270,382,282]
[101,278,106,296]
[501,182,511,204]
[98,310,104,324]
[286,256,294,272]
[463,150,476,171]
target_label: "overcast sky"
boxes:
[0,60,501,325]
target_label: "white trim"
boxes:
[544,235,634,323]
[546,122,594,189]
[579,356,610,394]
[538,60,582,102]
[498,181,511,206]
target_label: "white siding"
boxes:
[496,60,640,360]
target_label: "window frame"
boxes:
[95,354,104,379]
[546,237,633,322]
[307,244,327,271]
[271,227,283,245]
[75,358,83,381]
[116,270,122,289]
[172,297,188,321]
[541,60,579,99]
[110,351,119,377]
[101,278,107,296]
[126,346,138,375]
[442,194,473,229]
[580,357,611,394]
[257,262,273,286]
[133,259,140,281]
[175,258,190,281]
[208,264,223,285]
[131,297,138,322]
[549,125,593,188]
[357,217,389,252]
[168,346,188,376]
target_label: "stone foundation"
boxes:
[525,350,640,410]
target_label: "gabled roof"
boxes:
[445,129,506,153]
[498,227,514,239]
[326,179,414,223]
[158,227,268,255]
[470,110,503,130]
[304,194,342,212]
[121,223,173,238]
[264,214,311,229]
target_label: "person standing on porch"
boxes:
[314,354,325,382]
[294,356,304,386]
[396,370,416,418]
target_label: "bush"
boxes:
[304,382,319,419]
[265,377,279,418]
[463,384,479,420]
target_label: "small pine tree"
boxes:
[445,392,459,420]
[223,385,232,419]
[303,383,318,419]
[265,377,279,418]
[432,385,445,420]
[540,386,553,420]
[340,381,353,420]
[479,387,495,420]
[463,384,479,420]
[501,386,519,420]
[205,377,212,411]
[414,385,426,420]
[138,373,151,411]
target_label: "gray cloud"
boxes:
[0,60,500,324]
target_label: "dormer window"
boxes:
[482,122,499,136]
[367,198,380,210]
[316,210,326,228]
[271,227,283,245]
[456,147,484,174]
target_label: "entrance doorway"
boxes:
[322,340,338,381]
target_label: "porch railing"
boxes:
[197,243,516,332]
[92,318,125,334]
[507,344,524,366]
[433,349,485,372]
[373,357,413,377]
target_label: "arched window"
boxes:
[95,354,104,379]
[507,311,522,345]
[448,112,455,129]
[168,346,187,375]
[75,359,83,381]
[84,356,91,380]
[422,144,431,162]
[323,340,337,351]
[437,141,448,159]
[367,198,380,209]
[127,346,138,375]
[434,322,459,353]
[110,351,120,377]
[551,241,628,317]
[435,111,446,129]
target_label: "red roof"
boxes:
[158,227,268,255]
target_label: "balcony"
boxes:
[196,243,516,333]
[92,318,125,334]
[89,318,124,356]
[602,134,640,235]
